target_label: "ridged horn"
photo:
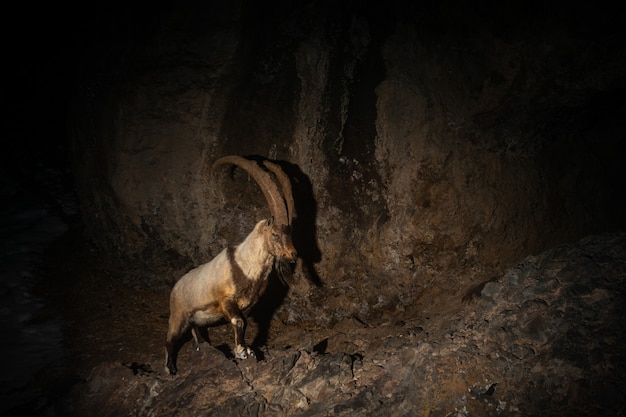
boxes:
[212,155,289,226]
[263,160,296,224]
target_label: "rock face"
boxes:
[70,1,626,325]
[61,233,626,416]
[61,3,626,415]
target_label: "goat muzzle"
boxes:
[284,249,298,264]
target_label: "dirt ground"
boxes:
[43,230,260,380]
[41,223,470,396]
[41,227,427,385]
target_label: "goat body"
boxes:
[165,156,296,375]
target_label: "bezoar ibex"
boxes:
[165,155,297,375]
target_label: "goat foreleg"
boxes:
[222,300,256,359]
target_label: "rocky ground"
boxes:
[9,230,623,417]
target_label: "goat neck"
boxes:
[231,220,275,280]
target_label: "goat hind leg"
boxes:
[165,340,179,375]
[165,317,189,375]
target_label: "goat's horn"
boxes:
[212,155,289,226]
[263,160,296,224]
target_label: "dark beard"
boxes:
[274,259,295,286]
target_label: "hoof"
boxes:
[234,346,256,360]
[165,359,177,375]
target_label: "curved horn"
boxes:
[212,155,289,226]
[263,160,296,224]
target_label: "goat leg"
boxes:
[165,338,180,375]
[222,300,255,359]
[191,325,207,351]
[165,314,190,375]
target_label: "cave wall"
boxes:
[70,1,626,323]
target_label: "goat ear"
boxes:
[266,217,274,226]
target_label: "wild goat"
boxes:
[165,155,297,375]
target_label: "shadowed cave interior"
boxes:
[1,1,626,416]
